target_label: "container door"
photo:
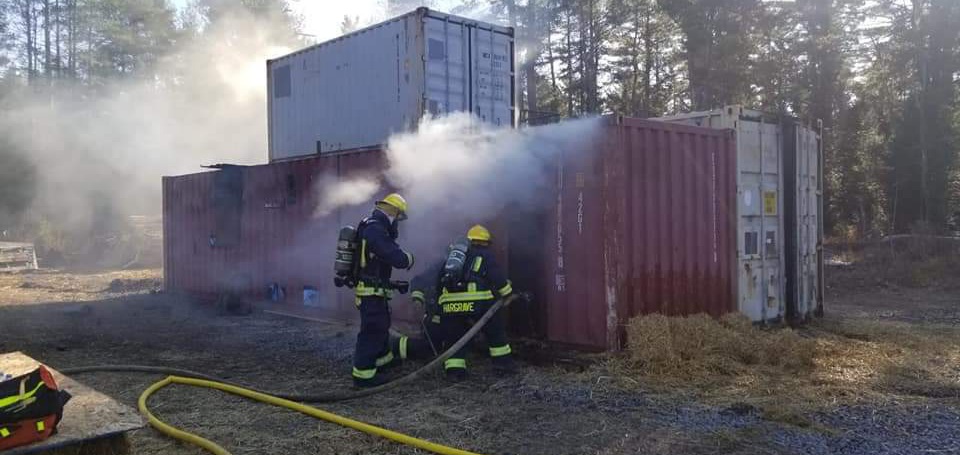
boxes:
[796,126,821,320]
[422,17,513,127]
[542,148,608,349]
[468,25,514,127]
[736,120,784,322]
[423,16,469,117]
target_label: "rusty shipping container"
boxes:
[163,150,388,322]
[164,117,737,351]
[162,149,508,325]
[656,106,824,324]
[525,117,738,350]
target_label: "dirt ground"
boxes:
[0,261,957,455]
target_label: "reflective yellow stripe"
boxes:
[36,420,45,432]
[0,380,44,408]
[399,336,408,360]
[430,315,441,324]
[497,281,513,296]
[355,282,392,298]
[438,289,494,304]
[489,344,512,357]
[444,358,466,370]
[0,427,10,438]
[375,352,394,367]
[411,290,425,301]
[472,256,483,272]
[360,239,367,268]
[352,367,376,379]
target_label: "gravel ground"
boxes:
[0,268,957,454]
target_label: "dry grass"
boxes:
[612,313,960,427]
[829,236,960,290]
[0,269,161,305]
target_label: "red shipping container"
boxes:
[162,149,507,326]
[163,116,737,351]
[534,116,738,350]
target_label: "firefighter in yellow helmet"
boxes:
[351,193,414,387]
[436,224,515,381]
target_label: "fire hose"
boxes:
[62,294,519,455]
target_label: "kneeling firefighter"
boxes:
[438,225,515,381]
[390,258,447,363]
[351,193,415,387]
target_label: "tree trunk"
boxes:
[641,2,653,117]
[585,0,599,113]
[524,2,539,117]
[69,0,77,78]
[44,0,51,80]
[55,0,61,78]
[912,0,929,224]
[504,0,522,115]
[548,23,558,97]
[24,1,34,83]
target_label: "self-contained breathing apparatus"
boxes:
[333,223,408,294]
[440,238,471,289]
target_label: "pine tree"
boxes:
[660,0,762,110]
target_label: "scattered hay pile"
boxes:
[613,312,960,423]
[621,313,815,381]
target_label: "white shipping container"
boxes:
[655,106,824,324]
[267,8,515,161]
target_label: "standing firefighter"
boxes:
[438,225,515,381]
[351,193,414,387]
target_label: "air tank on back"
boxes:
[334,225,358,288]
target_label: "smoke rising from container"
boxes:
[317,113,601,263]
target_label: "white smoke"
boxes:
[386,113,600,224]
[0,5,300,248]
[315,175,381,217]
[313,113,601,264]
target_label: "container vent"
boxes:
[273,65,291,98]
[428,38,445,60]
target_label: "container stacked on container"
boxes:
[267,7,516,160]
[164,9,821,352]
[163,116,739,351]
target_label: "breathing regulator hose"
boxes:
[63,294,518,455]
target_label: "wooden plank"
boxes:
[0,352,144,454]
[0,243,38,271]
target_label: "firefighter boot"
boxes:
[492,355,518,376]
[445,368,468,383]
[444,357,468,383]
[353,372,389,389]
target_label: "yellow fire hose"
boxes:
[139,375,482,455]
[68,295,521,455]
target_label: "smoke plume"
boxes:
[0,4,299,262]
[317,113,601,263]
[315,175,381,217]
